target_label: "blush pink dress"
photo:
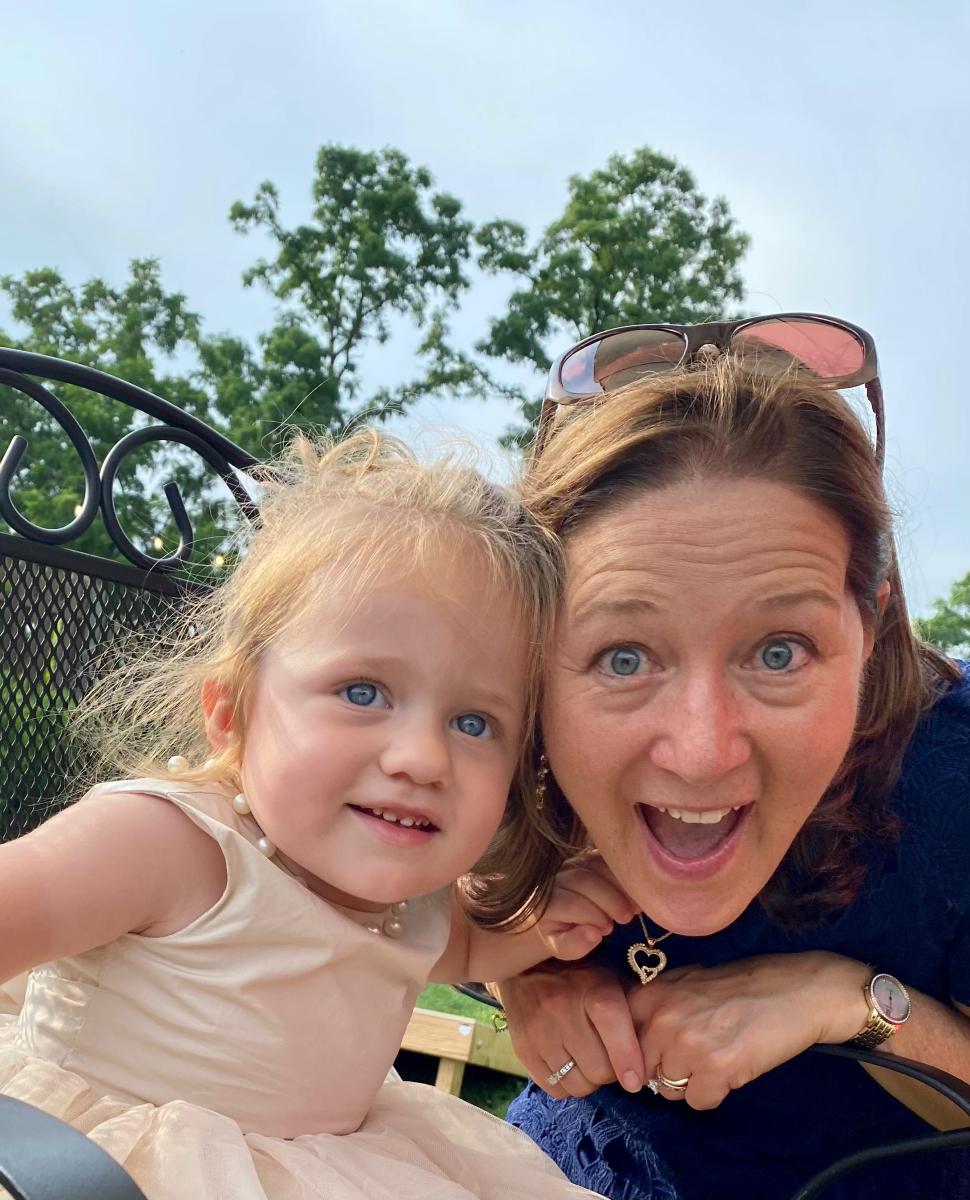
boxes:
[0,779,601,1199]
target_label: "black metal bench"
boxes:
[1,348,969,1200]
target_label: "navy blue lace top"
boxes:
[508,661,970,1199]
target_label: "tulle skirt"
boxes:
[0,1004,601,1200]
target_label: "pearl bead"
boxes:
[167,755,188,773]
[365,923,382,936]
[390,900,409,916]
[382,917,405,938]
[231,792,251,815]
[256,836,276,857]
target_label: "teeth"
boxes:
[367,807,431,829]
[665,807,732,825]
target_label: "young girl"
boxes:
[0,430,629,1200]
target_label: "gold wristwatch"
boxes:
[851,972,911,1050]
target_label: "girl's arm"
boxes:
[0,792,226,982]
[428,860,635,985]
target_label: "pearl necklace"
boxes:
[230,790,278,857]
[363,900,410,939]
[166,757,410,938]
[233,789,410,935]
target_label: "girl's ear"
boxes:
[201,680,236,750]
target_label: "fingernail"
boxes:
[622,1071,642,1092]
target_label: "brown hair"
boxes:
[71,428,564,928]
[522,358,960,926]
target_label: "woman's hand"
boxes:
[630,951,870,1109]
[494,962,647,1097]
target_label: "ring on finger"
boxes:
[656,1066,690,1092]
[547,1059,576,1086]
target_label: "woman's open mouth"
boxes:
[636,802,750,880]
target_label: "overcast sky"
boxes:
[2,0,968,614]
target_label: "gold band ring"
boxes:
[656,1068,690,1091]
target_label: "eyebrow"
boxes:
[570,589,841,626]
[753,589,842,612]
[570,596,658,626]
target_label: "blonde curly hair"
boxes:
[71,427,565,925]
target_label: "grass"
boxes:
[393,984,526,1118]
[415,983,497,1020]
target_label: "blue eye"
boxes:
[759,641,795,671]
[453,713,490,738]
[342,683,387,708]
[606,647,642,676]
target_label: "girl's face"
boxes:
[543,476,879,937]
[222,553,529,909]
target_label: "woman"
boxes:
[496,316,970,1199]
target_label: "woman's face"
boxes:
[542,476,877,936]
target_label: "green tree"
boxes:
[476,146,750,441]
[915,571,970,655]
[220,144,495,452]
[0,260,230,565]
[1,146,495,563]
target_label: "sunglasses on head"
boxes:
[540,312,884,468]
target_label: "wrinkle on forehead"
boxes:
[562,479,851,616]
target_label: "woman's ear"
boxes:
[201,680,236,751]
[863,581,892,659]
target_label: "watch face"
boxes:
[872,974,911,1023]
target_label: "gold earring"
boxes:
[536,754,550,812]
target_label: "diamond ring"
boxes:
[547,1059,576,1086]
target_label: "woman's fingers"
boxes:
[541,1053,596,1099]
[497,965,645,1097]
[584,980,646,1092]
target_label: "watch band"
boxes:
[851,1009,898,1050]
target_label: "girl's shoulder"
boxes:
[81,776,257,847]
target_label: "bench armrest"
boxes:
[789,1044,970,1199]
[0,1094,147,1200]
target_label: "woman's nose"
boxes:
[378,716,451,787]
[648,674,751,785]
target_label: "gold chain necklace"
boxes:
[627,914,673,985]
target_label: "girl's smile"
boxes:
[216,555,530,911]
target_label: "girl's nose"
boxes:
[378,717,451,787]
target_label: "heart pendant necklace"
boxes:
[627,914,673,985]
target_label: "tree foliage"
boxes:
[221,145,491,450]
[0,142,751,561]
[476,147,750,440]
[915,571,970,655]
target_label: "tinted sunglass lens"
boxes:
[730,319,865,380]
[559,329,687,398]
